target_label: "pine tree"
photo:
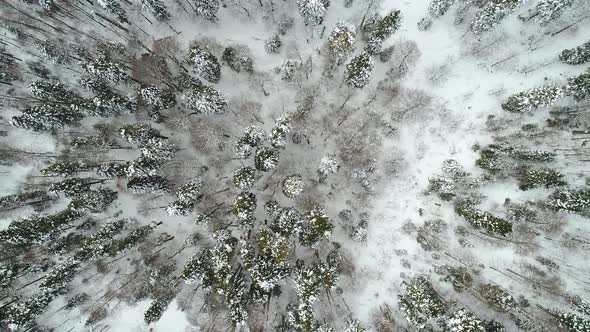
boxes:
[328,22,356,65]
[534,0,574,26]
[42,160,93,177]
[39,258,79,295]
[75,219,130,260]
[232,192,257,228]
[3,292,53,331]
[144,298,170,325]
[166,199,194,216]
[222,47,254,73]
[127,175,170,193]
[479,284,516,311]
[119,123,166,147]
[141,0,170,21]
[318,155,340,183]
[68,188,118,213]
[12,103,85,131]
[176,180,203,202]
[89,89,137,117]
[97,162,127,178]
[254,147,280,171]
[501,85,564,113]
[282,174,304,198]
[559,40,590,65]
[299,205,334,247]
[297,0,328,26]
[233,166,256,190]
[265,34,282,54]
[0,209,81,244]
[515,165,567,191]
[48,178,95,197]
[97,0,128,23]
[398,276,446,329]
[270,114,291,149]
[194,0,219,21]
[470,0,522,34]
[108,225,154,256]
[565,68,590,101]
[182,84,227,114]
[551,310,590,332]
[428,0,456,17]
[81,52,128,84]
[444,308,485,332]
[29,80,83,105]
[235,126,267,158]
[345,52,374,88]
[0,190,51,211]
[365,10,402,54]
[455,204,512,236]
[344,318,366,332]
[546,188,590,214]
[189,46,221,83]
[124,156,163,177]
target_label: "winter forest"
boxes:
[1,0,590,330]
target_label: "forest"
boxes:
[1,0,590,331]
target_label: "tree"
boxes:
[479,284,516,311]
[189,46,221,83]
[546,188,590,214]
[501,86,564,113]
[265,35,282,54]
[127,175,171,193]
[0,209,81,244]
[267,204,303,237]
[345,52,374,88]
[232,192,257,228]
[515,165,567,191]
[39,258,79,295]
[233,166,256,190]
[48,178,96,197]
[182,84,227,114]
[108,225,154,256]
[42,160,93,177]
[365,10,402,55]
[166,199,194,216]
[235,126,267,158]
[144,298,170,325]
[29,80,83,105]
[328,22,356,65]
[299,205,334,247]
[11,103,85,132]
[81,51,128,84]
[3,292,53,331]
[534,0,574,26]
[566,68,590,101]
[119,123,166,147]
[222,47,254,73]
[297,0,328,26]
[444,308,485,332]
[344,318,366,332]
[68,188,118,213]
[97,0,128,23]
[176,180,204,202]
[398,276,446,329]
[550,310,590,332]
[428,0,456,17]
[193,0,219,21]
[282,174,304,198]
[318,155,340,183]
[470,0,522,34]
[141,0,170,21]
[254,147,280,171]
[559,40,590,65]
[455,203,512,236]
[270,114,292,149]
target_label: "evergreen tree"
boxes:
[515,165,567,191]
[3,292,53,331]
[124,156,163,177]
[194,0,219,21]
[479,284,516,311]
[444,308,485,332]
[282,174,304,198]
[81,51,129,84]
[166,199,194,216]
[551,310,590,332]
[297,0,328,26]
[0,191,51,211]
[398,276,446,329]
[68,188,118,213]
[144,298,170,325]
[75,218,130,260]
[328,22,356,65]
[559,40,590,65]
[470,0,522,34]
[534,0,574,26]
[344,318,366,332]
[119,123,166,147]
[265,34,282,54]
[266,202,303,237]
[29,80,83,105]
[42,160,93,177]
[127,175,170,193]
[317,155,340,183]
[12,103,85,131]
[176,180,203,202]
[233,166,256,190]
[0,209,81,244]
[97,162,127,178]
[345,52,374,88]
[546,188,590,214]
[108,225,154,256]
[475,144,555,174]
[48,178,96,197]
[455,203,512,236]
[235,126,267,158]
[182,84,227,114]
[428,0,456,17]
[501,86,564,113]
[365,10,402,54]
[89,89,137,117]
[141,0,170,21]
[222,47,254,73]
[299,205,334,247]
[565,68,590,101]
[189,46,221,83]
[254,147,280,171]
[270,114,292,149]
[232,192,257,228]
[97,0,128,23]
[39,258,79,295]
